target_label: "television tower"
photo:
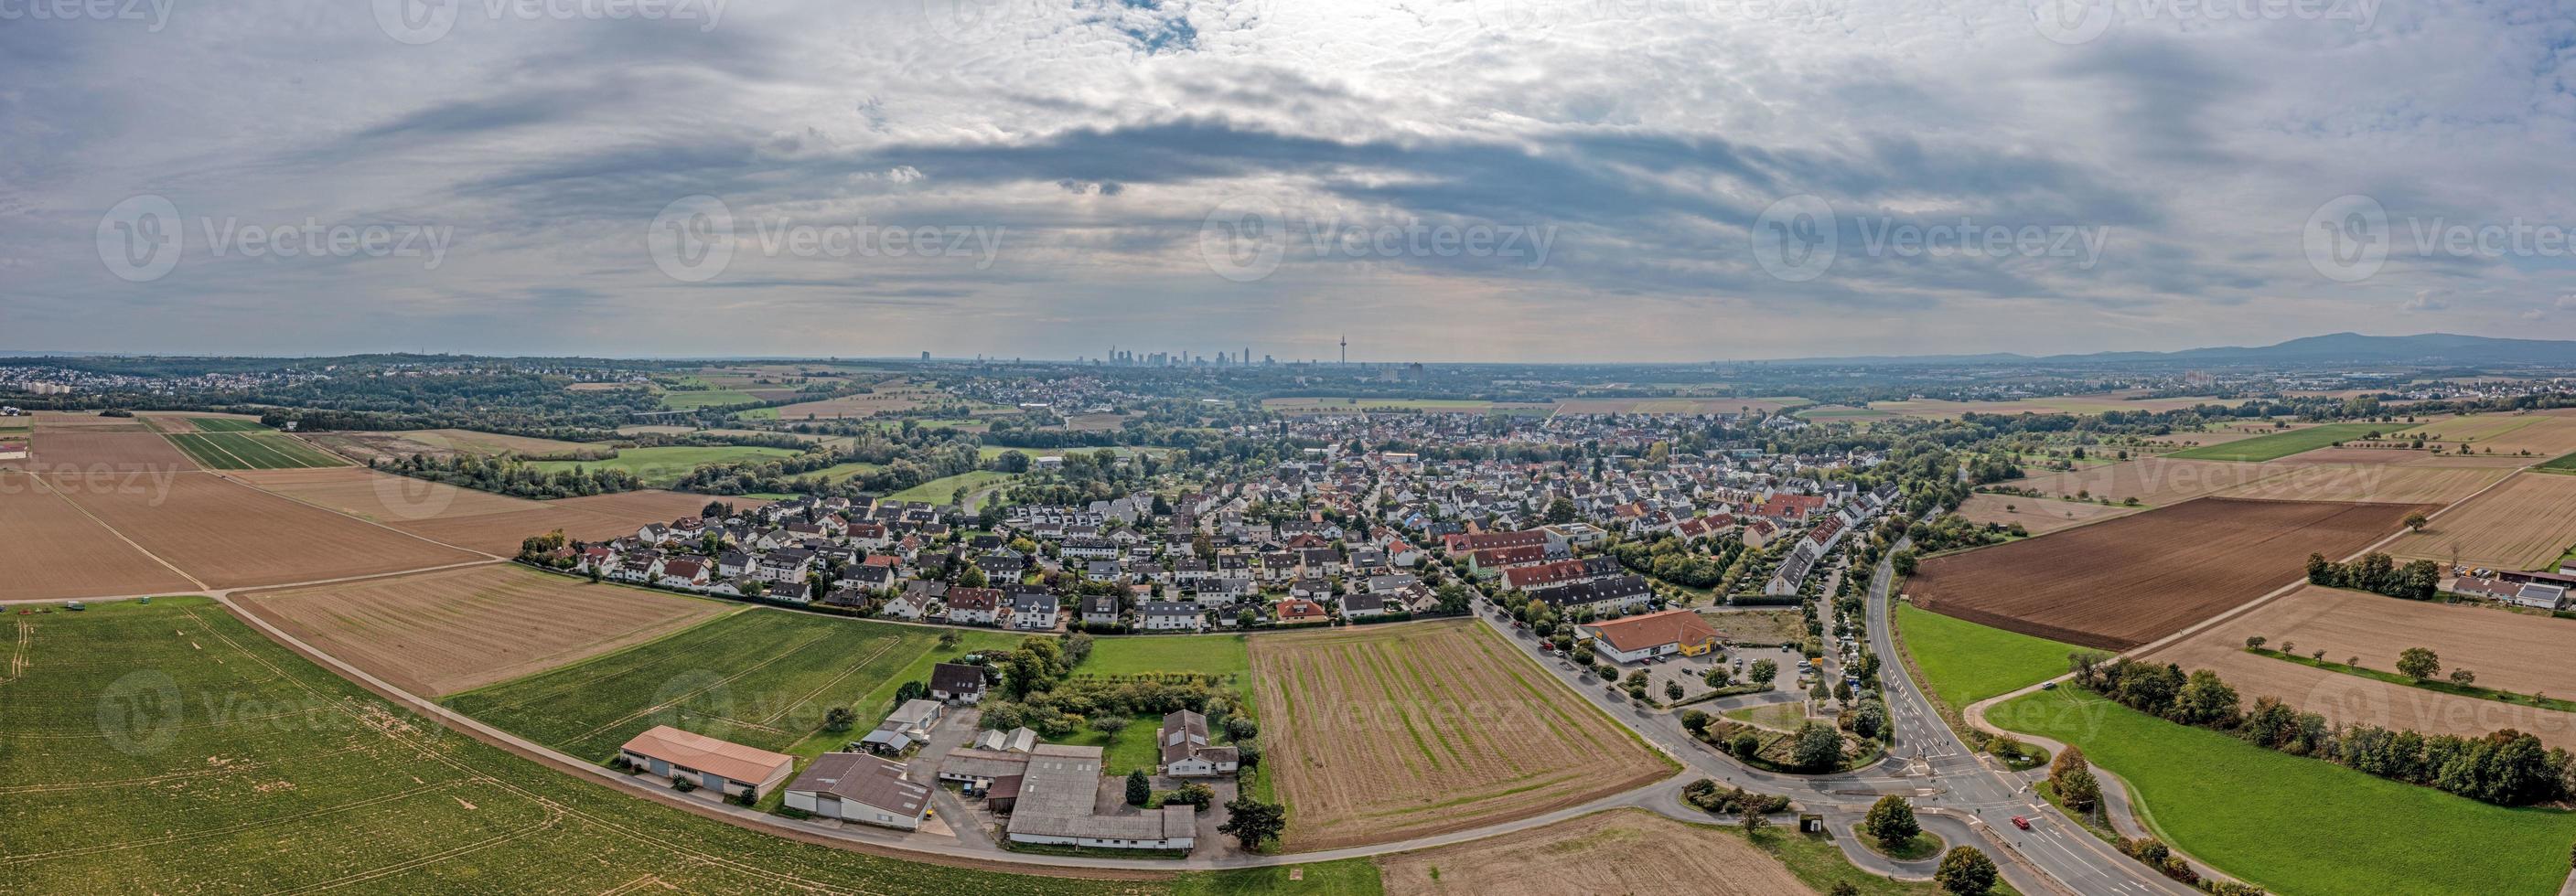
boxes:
[1339,335,1347,365]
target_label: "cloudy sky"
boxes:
[5,0,2574,362]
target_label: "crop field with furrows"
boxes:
[443,610,946,761]
[0,597,1161,895]
[1906,497,2434,651]
[0,473,200,601]
[2387,471,2576,571]
[40,473,486,589]
[28,430,199,472]
[2163,422,2389,462]
[1248,621,1670,851]
[166,431,351,469]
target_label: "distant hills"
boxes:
[1767,333,2576,368]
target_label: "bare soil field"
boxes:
[1696,607,1808,644]
[30,412,149,432]
[1377,808,1813,896]
[307,428,608,464]
[774,380,950,419]
[0,474,201,600]
[235,564,731,697]
[2003,457,2283,506]
[1551,397,1807,415]
[2211,464,2513,505]
[27,431,198,473]
[223,466,538,522]
[1908,497,2435,650]
[44,472,486,588]
[2387,472,2576,571]
[1249,620,1669,851]
[1957,493,2142,536]
[2270,446,2533,468]
[2152,586,2576,749]
[1875,391,2247,419]
[384,488,734,555]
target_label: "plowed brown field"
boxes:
[2152,585,2576,749]
[225,466,540,521]
[2211,464,2512,505]
[1955,494,2141,536]
[43,473,485,588]
[1249,621,1669,851]
[28,432,198,473]
[0,473,200,600]
[1909,497,2435,650]
[235,564,731,696]
[1377,808,1814,896]
[2004,457,2282,507]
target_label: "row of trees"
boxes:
[2071,654,2572,806]
[2304,551,2442,601]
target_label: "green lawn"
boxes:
[1173,859,1382,896]
[186,416,274,432]
[165,432,350,469]
[1991,688,2576,896]
[1081,635,1252,679]
[2538,451,2576,474]
[1894,603,2084,709]
[0,596,1163,895]
[886,469,1013,504]
[444,610,943,761]
[522,445,802,487]
[2163,422,2388,462]
[1723,701,1810,732]
[658,389,759,410]
[1058,715,1167,775]
[798,460,884,482]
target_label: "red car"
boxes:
[2011,816,2032,830]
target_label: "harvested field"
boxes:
[1907,497,2435,651]
[2391,411,2576,457]
[1875,391,2244,419]
[165,432,349,469]
[385,489,743,556]
[306,428,609,464]
[2270,446,2533,468]
[1551,396,1807,415]
[0,474,200,600]
[2165,423,2387,462]
[223,466,538,522]
[30,412,148,432]
[2150,584,2576,748]
[1377,809,1812,896]
[1249,620,1670,851]
[2211,464,2513,505]
[1956,493,2141,536]
[2388,472,2576,571]
[27,431,197,473]
[43,472,486,588]
[774,381,947,419]
[236,564,731,697]
[2003,457,2281,507]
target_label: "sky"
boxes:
[5,0,2576,362]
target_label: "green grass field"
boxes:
[658,389,759,410]
[797,460,885,482]
[165,432,350,469]
[1175,859,1382,896]
[1894,603,2083,709]
[444,610,944,761]
[1991,688,2576,896]
[186,416,274,432]
[522,445,802,487]
[886,469,1014,504]
[2538,451,2576,474]
[2163,422,2387,462]
[0,597,1162,894]
[1080,635,1252,679]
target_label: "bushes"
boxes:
[1680,778,1792,816]
[2070,654,2571,807]
[2306,551,2441,601]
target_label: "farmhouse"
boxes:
[1157,709,1239,777]
[617,725,795,800]
[1577,609,1720,664]
[1004,744,1199,851]
[928,662,988,704]
[939,746,1032,794]
[857,699,945,754]
[782,752,931,830]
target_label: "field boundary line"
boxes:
[753,635,903,728]
[0,619,27,686]
[211,468,503,560]
[30,472,208,591]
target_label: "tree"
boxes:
[1545,496,1578,525]
[2404,510,2430,532]
[1680,709,1712,735]
[821,705,855,732]
[1936,847,2000,895]
[1706,665,1733,688]
[2058,765,2102,815]
[1124,770,1152,806]
[1665,679,1685,701]
[1791,721,1844,772]
[1218,797,1287,849]
[1729,731,1761,758]
[1740,807,1768,837]
[2450,668,2477,687]
[1863,795,1921,845]
[1750,658,1779,687]
[892,680,928,708]
[2398,647,2442,681]
[2244,635,2267,651]
[1830,883,1861,896]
